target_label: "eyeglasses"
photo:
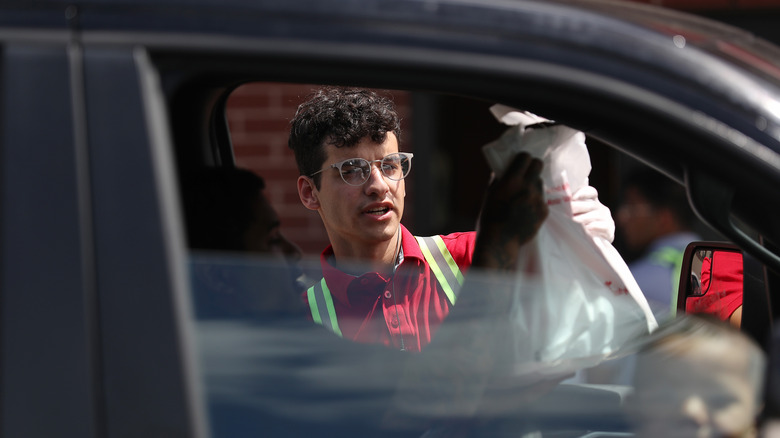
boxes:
[310,152,414,186]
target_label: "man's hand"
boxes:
[473,152,548,271]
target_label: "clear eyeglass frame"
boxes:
[310,152,414,186]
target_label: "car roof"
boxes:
[9,0,780,141]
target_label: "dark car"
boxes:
[3,0,780,437]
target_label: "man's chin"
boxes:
[364,222,401,242]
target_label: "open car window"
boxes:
[172,81,766,438]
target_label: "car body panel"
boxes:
[82,46,206,437]
[0,42,99,437]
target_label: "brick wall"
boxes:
[226,83,412,255]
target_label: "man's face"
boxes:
[311,132,406,253]
[243,192,304,287]
[616,187,660,252]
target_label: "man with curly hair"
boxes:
[289,87,606,352]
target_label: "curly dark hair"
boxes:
[288,87,401,188]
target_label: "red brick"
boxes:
[244,118,292,134]
[232,145,274,160]
[227,92,272,109]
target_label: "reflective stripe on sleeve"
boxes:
[415,235,464,305]
[650,246,685,317]
[307,278,343,337]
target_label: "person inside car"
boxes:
[616,167,701,322]
[182,166,307,318]
[288,86,615,352]
[627,314,765,438]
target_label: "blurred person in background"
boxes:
[616,167,701,321]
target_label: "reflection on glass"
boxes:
[189,253,763,438]
[190,252,309,319]
[684,249,744,327]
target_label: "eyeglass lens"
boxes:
[339,153,412,186]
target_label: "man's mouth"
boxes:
[365,206,391,216]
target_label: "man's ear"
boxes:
[298,175,320,210]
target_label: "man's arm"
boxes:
[380,153,552,423]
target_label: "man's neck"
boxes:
[330,233,401,277]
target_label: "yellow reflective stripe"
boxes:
[307,285,323,325]
[307,278,342,337]
[419,241,456,304]
[320,280,342,337]
[415,236,462,305]
[651,247,685,317]
[432,235,465,286]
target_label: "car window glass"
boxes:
[175,82,762,438]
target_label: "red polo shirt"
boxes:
[306,225,476,352]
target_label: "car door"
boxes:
[0,36,101,437]
[0,26,206,437]
[81,44,207,437]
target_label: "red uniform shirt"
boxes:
[306,225,476,352]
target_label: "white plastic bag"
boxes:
[483,105,657,377]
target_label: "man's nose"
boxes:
[363,163,390,194]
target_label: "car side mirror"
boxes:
[676,241,744,328]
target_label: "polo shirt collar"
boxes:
[319,224,426,306]
[399,224,425,262]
